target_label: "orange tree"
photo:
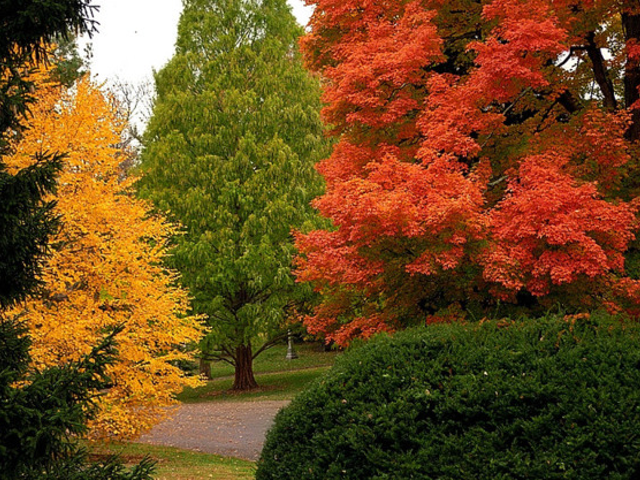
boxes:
[296,0,640,345]
[6,69,203,440]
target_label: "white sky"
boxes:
[79,0,313,84]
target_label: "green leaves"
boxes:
[258,314,640,479]
[138,0,329,384]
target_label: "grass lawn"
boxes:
[178,342,339,402]
[89,441,255,480]
[178,366,332,402]
[207,341,339,377]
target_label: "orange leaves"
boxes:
[297,150,487,344]
[480,0,567,70]
[576,108,632,186]
[298,0,640,344]
[419,0,567,162]
[323,314,394,346]
[318,1,443,136]
[484,152,636,296]
[417,73,505,163]
[327,154,483,234]
[475,0,567,93]
[628,39,640,63]
[311,154,485,258]
[6,69,203,440]
[295,230,385,288]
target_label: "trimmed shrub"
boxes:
[257,314,640,479]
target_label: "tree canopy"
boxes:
[5,68,203,439]
[138,0,328,389]
[295,0,640,345]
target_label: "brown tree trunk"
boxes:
[199,357,212,380]
[232,343,258,390]
[624,10,640,141]
[586,31,618,111]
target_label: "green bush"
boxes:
[256,314,640,479]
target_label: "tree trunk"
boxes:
[586,31,618,111]
[232,343,258,390]
[199,357,212,380]
[624,10,640,141]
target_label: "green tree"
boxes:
[138,0,327,390]
[0,2,152,478]
[50,34,92,87]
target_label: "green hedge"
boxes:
[256,314,640,479]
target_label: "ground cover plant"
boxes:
[257,314,640,479]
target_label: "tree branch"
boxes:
[585,31,618,111]
[214,355,236,367]
[555,47,577,69]
[623,10,640,141]
[221,344,236,360]
[557,89,582,114]
[205,345,237,366]
[252,333,288,360]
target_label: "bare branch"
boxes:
[252,333,288,360]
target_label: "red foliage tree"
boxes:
[296,0,640,345]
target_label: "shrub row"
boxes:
[257,314,640,479]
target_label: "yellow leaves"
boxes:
[6,66,204,440]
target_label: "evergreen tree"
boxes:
[0,322,154,479]
[138,0,328,390]
[50,34,92,87]
[0,2,152,477]
[0,0,97,307]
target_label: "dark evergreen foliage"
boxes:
[50,35,91,86]
[0,322,154,480]
[258,314,640,479]
[0,0,98,134]
[0,152,62,308]
[0,2,154,478]
[0,0,96,304]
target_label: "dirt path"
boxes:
[137,401,289,461]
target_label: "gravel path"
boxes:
[137,401,289,461]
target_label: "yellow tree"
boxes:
[7,69,203,440]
